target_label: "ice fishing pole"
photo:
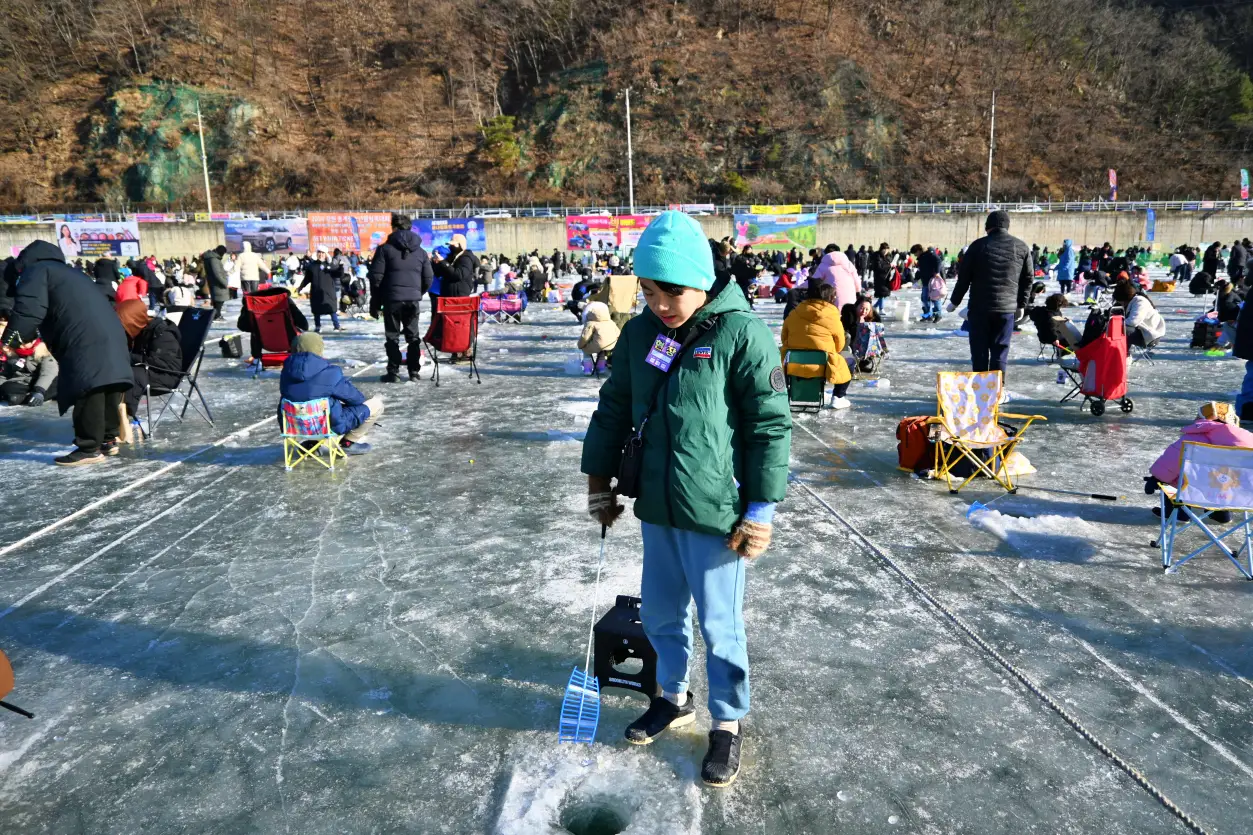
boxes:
[1011,484,1121,502]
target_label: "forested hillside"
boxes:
[1,0,1251,209]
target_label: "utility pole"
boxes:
[625,88,635,214]
[196,97,213,214]
[985,90,996,210]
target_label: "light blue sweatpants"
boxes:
[639,522,749,721]
[1239,360,1253,419]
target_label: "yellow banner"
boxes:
[824,199,878,214]
[194,212,211,222]
[750,204,803,215]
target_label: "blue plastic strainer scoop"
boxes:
[558,525,607,744]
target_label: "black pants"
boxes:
[72,385,126,452]
[383,301,421,376]
[242,280,258,295]
[832,381,850,398]
[968,311,1016,376]
[212,300,225,321]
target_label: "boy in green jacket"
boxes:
[581,211,792,787]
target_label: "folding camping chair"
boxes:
[140,307,216,438]
[783,350,829,413]
[280,398,346,471]
[1130,337,1161,366]
[1028,307,1070,364]
[1155,442,1253,579]
[478,294,506,325]
[500,293,525,323]
[928,370,1046,494]
[242,292,299,377]
[851,321,888,378]
[423,296,482,387]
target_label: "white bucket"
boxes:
[895,301,911,322]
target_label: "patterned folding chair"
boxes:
[1156,442,1253,579]
[928,370,1046,494]
[280,398,346,471]
[478,294,506,325]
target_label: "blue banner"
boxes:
[1144,208,1155,242]
[411,218,487,252]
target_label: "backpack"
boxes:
[928,275,947,301]
[896,416,935,473]
[1191,318,1222,350]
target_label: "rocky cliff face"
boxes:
[0,0,1248,210]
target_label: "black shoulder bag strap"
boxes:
[616,316,721,498]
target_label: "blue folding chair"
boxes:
[1156,441,1253,579]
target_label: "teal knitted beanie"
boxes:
[632,211,716,291]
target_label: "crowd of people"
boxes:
[1,206,1251,789]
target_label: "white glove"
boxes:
[945,302,957,313]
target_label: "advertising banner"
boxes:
[750,204,803,215]
[666,204,716,214]
[223,217,309,254]
[732,213,817,252]
[566,216,617,250]
[613,215,653,249]
[1145,208,1156,243]
[411,218,487,253]
[1242,169,1249,201]
[308,212,392,254]
[1108,169,1118,202]
[133,213,173,223]
[55,220,141,260]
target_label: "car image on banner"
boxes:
[56,221,141,260]
[223,218,309,254]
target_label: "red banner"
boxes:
[308,212,392,254]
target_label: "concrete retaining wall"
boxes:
[138,222,225,259]
[0,225,55,256]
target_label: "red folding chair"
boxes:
[423,296,482,387]
[242,292,300,377]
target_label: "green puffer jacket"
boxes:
[581,282,792,537]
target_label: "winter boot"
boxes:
[581,358,594,376]
[701,728,743,788]
[594,357,609,375]
[55,449,106,467]
[624,692,696,745]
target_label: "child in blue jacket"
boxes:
[279,332,382,453]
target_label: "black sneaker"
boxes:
[701,729,743,788]
[380,373,402,383]
[624,693,696,745]
[101,441,120,457]
[54,449,106,467]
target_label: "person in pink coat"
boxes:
[1150,401,1253,488]
[812,246,859,312]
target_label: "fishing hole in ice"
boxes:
[559,796,632,835]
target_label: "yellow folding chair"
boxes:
[928,370,1046,494]
[281,398,347,471]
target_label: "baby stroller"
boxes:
[1059,306,1134,416]
[851,321,888,377]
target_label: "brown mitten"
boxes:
[727,520,772,559]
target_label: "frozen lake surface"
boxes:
[0,276,1249,834]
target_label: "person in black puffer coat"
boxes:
[202,246,230,320]
[1,241,133,465]
[947,210,1032,377]
[93,255,120,303]
[870,243,893,310]
[298,247,340,332]
[368,214,433,382]
[116,299,182,420]
[432,233,479,299]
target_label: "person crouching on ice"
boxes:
[580,210,792,788]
